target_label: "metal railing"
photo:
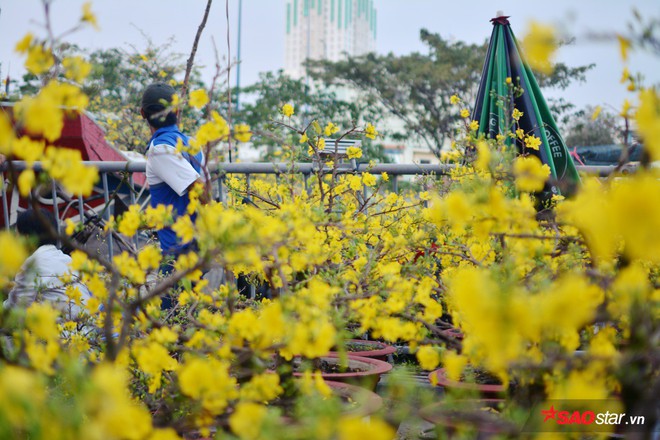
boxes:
[1,160,458,233]
[1,160,620,238]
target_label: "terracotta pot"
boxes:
[325,380,384,417]
[328,339,397,361]
[428,368,505,398]
[293,354,392,391]
[419,399,515,437]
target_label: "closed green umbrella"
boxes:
[472,15,580,197]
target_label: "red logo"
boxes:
[541,407,595,425]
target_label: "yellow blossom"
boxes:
[17,169,35,196]
[617,35,631,62]
[522,20,557,74]
[416,346,440,370]
[513,156,550,192]
[524,134,542,150]
[512,108,523,121]
[299,133,309,144]
[15,33,34,53]
[137,245,162,271]
[25,44,54,75]
[229,402,267,440]
[362,172,377,187]
[475,141,491,171]
[324,122,340,136]
[189,89,209,109]
[337,416,395,440]
[62,56,92,83]
[636,89,660,161]
[460,109,470,118]
[281,103,294,117]
[365,123,378,140]
[81,2,100,29]
[450,95,460,105]
[346,146,362,159]
[234,123,252,143]
[0,232,27,285]
[469,120,479,131]
[443,351,468,381]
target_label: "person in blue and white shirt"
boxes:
[140,83,210,298]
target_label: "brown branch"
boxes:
[179,0,213,120]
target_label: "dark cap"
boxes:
[141,82,176,111]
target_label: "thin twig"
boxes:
[180,0,213,120]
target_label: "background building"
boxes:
[285,0,377,80]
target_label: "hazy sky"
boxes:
[1,0,659,113]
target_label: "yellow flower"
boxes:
[234,123,252,143]
[299,133,309,144]
[513,155,550,192]
[617,34,631,62]
[17,169,35,196]
[81,2,99,30]
[346,146,362,159]
[337,416,395,440]
[137,245,162,271]
[172,215,195,243]
[281,103,294,117]
[25,45,54,75]
[475,141,491,171]
[469,120,479,131]
[416,346,440,370]
[229,402,267,440]
[515,128,525,139]
[505,77,512,85]
[442,351,467,381]
[524,134,542,150]
[189,89,209,109]
[62,56,92,83]
[15,33,34,53]
[522,20,557,74]
[117,205,142,237]
[348,175,363,191]
[512,108,523,121]
[171,93,180,107]
[324,122,340,136]
[362,172,377,187]
[450,95,460,105]
[636,89,660,161]
[365,123,378,140]
[460,108,470,118]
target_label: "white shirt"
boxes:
[146,143,205,196]
[4,245,92,318]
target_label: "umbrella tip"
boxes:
[490,13,510,25]
[496,9,504,16]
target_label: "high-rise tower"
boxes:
[285,0,377,79]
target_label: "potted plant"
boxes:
[293,354,393,391]
[428,367,506,398]
[328,339,397,362]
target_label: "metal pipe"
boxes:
[51,180,61,233]
[101,172,114,259]
[1,178,9,229]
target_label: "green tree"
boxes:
[233,71,388,161]
[564,106,621,147]
[308,29,593,158]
